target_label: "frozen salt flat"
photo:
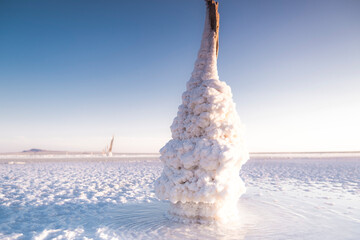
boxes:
[0,154,359,239]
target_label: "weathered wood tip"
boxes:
[205,0,220,58]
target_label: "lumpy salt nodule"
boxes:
[155,1,249,223]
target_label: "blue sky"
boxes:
[0,0,359,153]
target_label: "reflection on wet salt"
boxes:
[102,190,360,240]
[104,202,254,240]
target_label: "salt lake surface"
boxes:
[0,154,359,239]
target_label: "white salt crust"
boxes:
[155,4,249,222]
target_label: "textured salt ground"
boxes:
[0,157,359,240]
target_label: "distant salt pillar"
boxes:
[155,0,249,222]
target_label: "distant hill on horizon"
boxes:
[22,148,45,153]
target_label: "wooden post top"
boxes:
[205,0,220,58]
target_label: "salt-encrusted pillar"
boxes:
[155,0,249,222]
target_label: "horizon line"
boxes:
[1,150,360,155]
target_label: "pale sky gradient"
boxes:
[0,0,359,153]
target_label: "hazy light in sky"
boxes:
[0,0,359,153]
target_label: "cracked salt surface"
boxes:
[0,156,359,239]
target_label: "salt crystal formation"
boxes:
[155,0,249,222]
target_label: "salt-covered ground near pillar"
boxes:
[0,154,359,239]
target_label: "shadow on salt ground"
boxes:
[0,201,125,239]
